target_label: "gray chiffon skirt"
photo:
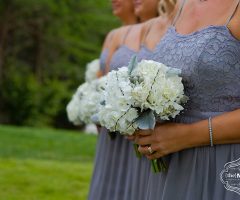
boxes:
[146,110,240,200]
[88,110,240,200]
[88,127,151,200]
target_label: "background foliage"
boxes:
[0,0,119,128]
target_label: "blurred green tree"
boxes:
[0,0,119,128]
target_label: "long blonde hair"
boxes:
[158,0,177,16]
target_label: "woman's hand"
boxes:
[135,109,240,160]
[134,122,194,160]
[125,134,136,141]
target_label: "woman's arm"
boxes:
[135,109,240,160]
[97,30,116,78]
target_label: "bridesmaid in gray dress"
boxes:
[88,1,137,200]
[116,1,173,199]
[135,0,240,199]
[94,3,160,200]
[127,1,178,199]
[89,1,161,199]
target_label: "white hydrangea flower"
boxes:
[66,94,82,125]
[116,108,139,135]
[97,67,138,135]
[85,59,100,82]
[66,83,89,125]
[66,77,106,125]
[131,60,187,120]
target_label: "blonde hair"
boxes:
[158,0,177,16]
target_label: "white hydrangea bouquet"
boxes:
[85,59,100,82]
[67,58,105,126]
[95,56,188,172]
[96,66,138,135]
[67,82,90,125]
[66,77,106,125]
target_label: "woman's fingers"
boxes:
[146,151,164,160]
[135,123,189,159]
[138,143,159,156]
[135,135,152,146]
[138,145,151,155]
[125,135,136,141]
[135,129,153,136]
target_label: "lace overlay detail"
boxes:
[137,45,155,62]
[110,46,137,71]
[153,26,240,114]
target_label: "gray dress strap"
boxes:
[104,26,133,74]
[172,0,187,26]
[121,26,133,45]
[105,30,115,48]
[101,31,115,74]
[141,20,155,46]
[225,0,240,26]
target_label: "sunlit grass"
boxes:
[0,125,97,200]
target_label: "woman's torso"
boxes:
[152,1,240,122]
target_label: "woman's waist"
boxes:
[171,110,226,124]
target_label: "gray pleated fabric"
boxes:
[88,128,133,200]
[99,49,108,74]
[89,46,152,200]
[143,25,240,200]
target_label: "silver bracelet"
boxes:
[208,117,214,147]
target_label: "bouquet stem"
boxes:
[151,158,168,173]
[133,143,142,158]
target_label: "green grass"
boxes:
[0,125,97,200]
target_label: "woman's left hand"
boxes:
[134,122,193,160]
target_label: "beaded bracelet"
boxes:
[208,117,214,147]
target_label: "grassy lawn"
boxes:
[0,125,97,200]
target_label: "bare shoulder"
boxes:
[140,18,159,36]
[111,26,130,40]
[102,28,118,50]
[106,26,131,54]
[142,18,158,30]
[102,26,130,50]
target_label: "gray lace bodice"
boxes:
[153,25,240,114]
[137,45,155,62]
[109,46,137,71]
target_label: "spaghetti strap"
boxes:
[104,26,133,74]
[107,30,115,43]
[122,26,133,45]
[172,0,187,26]
[104,30,116,49]
[142,20,155,46]
[226,0,240,26]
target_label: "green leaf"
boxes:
[91,114,99,124]
[128,55,138,75]
[136,110,156,130]
[166,68,181,77]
